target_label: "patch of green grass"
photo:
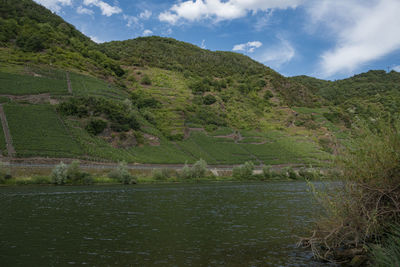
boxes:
[65,119,136,162]
[128,142,193,164]
[69,72,128,99]
[0,71,67,95]
[209,127,233,136]
[4,104,82,157]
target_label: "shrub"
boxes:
[179,159,208,179]
[152,168,172,180]
[264,90,273,100]
[191,159,207,178]
[301,122,400,263]
[51,161,92,185]
[287,167,298,180]
[233,161,254,179]
[85,118,107,135]
[203,94,217,105]
[51,162,68,185]
[140,74,152,85]
[262,165,274,179]
[371,224,400,266]
[66,160,92,184]
[180,163,192,179]
[0,161,11,180]
[298,167,320,180]
[108,162,137,184]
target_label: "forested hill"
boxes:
[0,0,124,78]
[0,0,397,165]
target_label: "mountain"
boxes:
[3,0,396,166]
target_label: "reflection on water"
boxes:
[0,182,332,266]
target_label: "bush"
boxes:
[152,168,172,180]
[0,161,11,180]
[371,224,400,267]
[264,90,273,100]
[203,94,217,105]
[191,159,207,178]
[51,161,92,185]
[262,165,275,179]
[180,163,192,179]
[108,162,137,184]
[233,161,254,179]
[66,160,92,184]
[301,122,400,263]
[298,167,320,180]
[51,162,68,185]
[179,159,208,179]
[86,118,107,135]
[140,74,152,85]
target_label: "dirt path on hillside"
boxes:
[0,104,16,157]
[66,72,72,94]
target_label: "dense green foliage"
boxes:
[0,0,123,78]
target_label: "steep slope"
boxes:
[0,0,335,165]
[291,70,400,124]
[100,37,322,107]
[0,0,123,78]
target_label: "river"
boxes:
[0,182,332,266]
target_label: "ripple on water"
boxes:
[0,182,336,266]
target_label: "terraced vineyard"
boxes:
[4,104,82,157]
[69,72,128,99]
[0,71,68,95]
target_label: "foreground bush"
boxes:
[371,224,400,266]
[108,162,137,184]
[179,159,208,179]
[51,161,92,185]
[152,168,173,180]
[301,122,400,263]
[232,161,254,179]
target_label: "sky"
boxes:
[33,0,400,80]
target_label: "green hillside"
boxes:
[3,0,392,165]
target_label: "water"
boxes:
[0,182,330,266]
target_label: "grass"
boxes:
[69,72,128,99]
[4,104,82,157]
[0,71,68,95]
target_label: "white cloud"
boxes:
[139,10,152,20]
[393,66,400,72]
[159,0,302,24]
[90,35,103,43]
[142,29,153,36]
[123,10,152,28]
[123,15,140,27]
[33,0,72,12]
[233,41,262,53]
[308,0,400,77]
[83,0,122,16]
[77,6,94,15]
[256,36,294,68]
[201,39,206,49]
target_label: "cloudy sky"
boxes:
[34,0,400,80]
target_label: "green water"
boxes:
[0,182,331,266]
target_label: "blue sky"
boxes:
[34,0,400,80]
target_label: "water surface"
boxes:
[0,182,329,266]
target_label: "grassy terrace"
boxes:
[0,71,68,95]
[4,104,82,157]
[69,72,128,99]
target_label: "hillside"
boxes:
[0,0,367,166]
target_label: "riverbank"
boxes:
[0,174,308,186]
